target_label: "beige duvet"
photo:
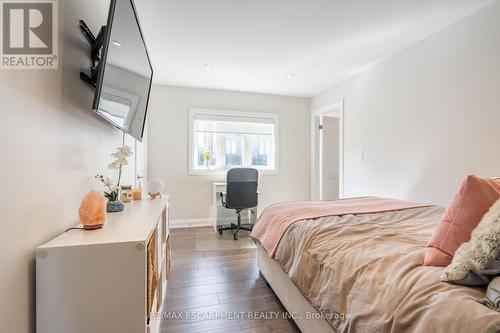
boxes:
[273,206,500,333]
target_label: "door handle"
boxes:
[137,175,145,188]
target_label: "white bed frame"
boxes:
[257,244,335,333]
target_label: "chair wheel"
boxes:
[233,233,238,241]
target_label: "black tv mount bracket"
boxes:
[79,20,107,90]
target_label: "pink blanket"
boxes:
[251,196,429,257]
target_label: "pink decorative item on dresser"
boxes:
[79,190,107,230]
[148,178,165,199]
[424,175,500,266]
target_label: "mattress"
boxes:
[272,206,500,333]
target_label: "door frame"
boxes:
[311,99,344,200]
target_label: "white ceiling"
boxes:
[134,0,494,97]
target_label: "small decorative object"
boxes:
[96,175,122,212]
[148,178,164,199]
[79,191,107,230]
[95,144,133,212]
[203,149,212,170]
[132,188,142,200]
[120,185,133,202]
[106,200,124,213]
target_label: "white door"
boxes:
[321,116,340,200]
[311,99,344,201]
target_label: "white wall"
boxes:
[0,1,136,332]
[148,85,310,220]
[311,0,500,207]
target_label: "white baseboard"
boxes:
[170,215,256,229]
[170,217,213,229]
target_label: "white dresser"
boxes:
[36,197,170,333]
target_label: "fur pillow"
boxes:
[441,198,500,283]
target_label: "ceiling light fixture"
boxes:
[111,40,122,47]
[287,73,296,78]
[203,64,213,70]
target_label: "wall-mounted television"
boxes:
[85,0,153,142]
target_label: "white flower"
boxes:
[108,161,121,170]
[120,145,133,156]
[109,145,133,169]
[117,157,128,165]
[103,177,114,187]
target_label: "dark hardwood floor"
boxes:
[160,227,300,333]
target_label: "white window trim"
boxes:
[188,108,280,175]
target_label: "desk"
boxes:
[210,182,257,232]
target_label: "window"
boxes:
[189,108,279,174]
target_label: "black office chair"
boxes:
[218,168,259,240]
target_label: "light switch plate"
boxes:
[353,150,364,160]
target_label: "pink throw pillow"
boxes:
[424,175,500,267]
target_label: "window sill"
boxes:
[189,168,279,176]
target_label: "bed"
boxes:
[252,198,500,333]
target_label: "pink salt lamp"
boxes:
[79,190,107,230]
[148,178,165,199]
